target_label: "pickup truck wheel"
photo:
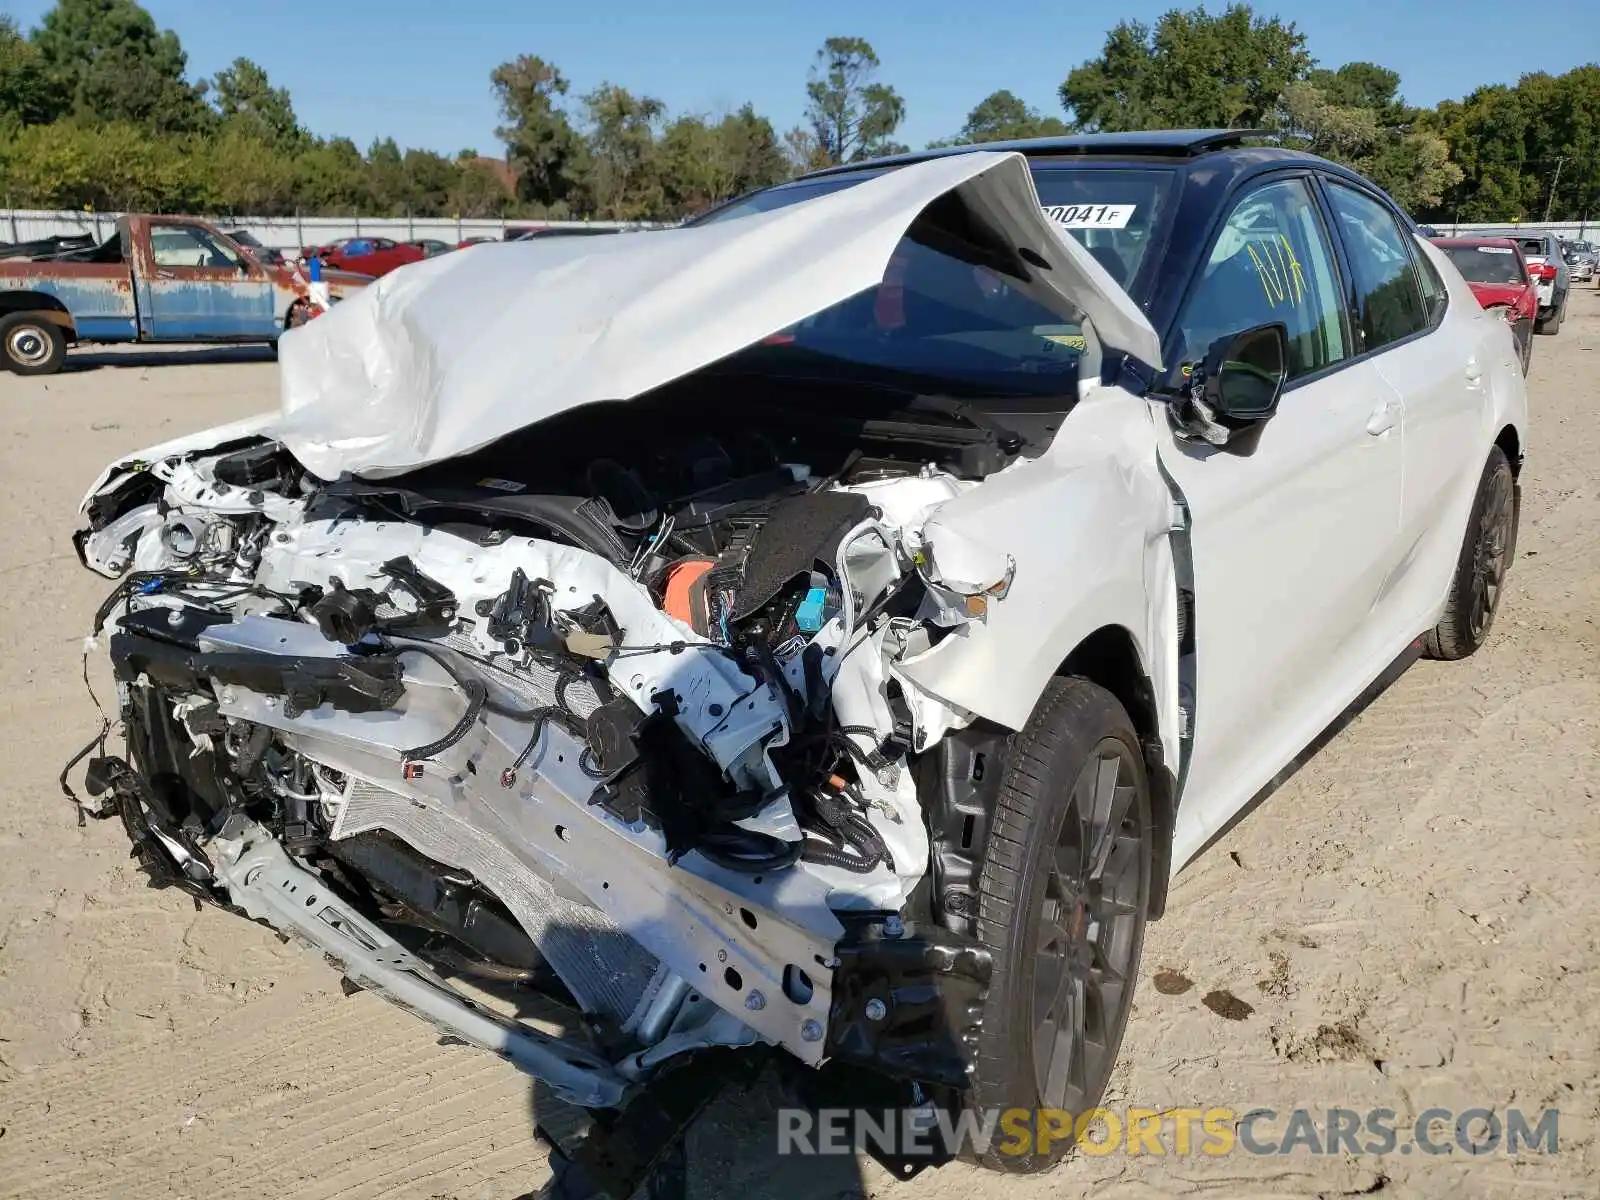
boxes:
[0,312,67,375]
[967,678,1151,1173]
[1425,445,1517,660]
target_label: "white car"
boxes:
[68,132,1526,1191]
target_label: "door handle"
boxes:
[1366,399,1398,436]
[155,269,176,279]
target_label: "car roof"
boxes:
[797,128,1356,184]
[801,128,1272,178]
[780,129,1386,221]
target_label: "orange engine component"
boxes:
[661,558,716,633]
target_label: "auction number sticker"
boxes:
[1477,246,1514,254]
[1043,203,1136,229]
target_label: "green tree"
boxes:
[210,56,299,144]
[1060,5,1310,131]
[781,126,830,173]
[804,37,906,163]
[932,89,1070,146]
[290,136,371,213]
[398,148,461,215]
[448,157,515,218]
[203,124,296,213]
[1427,67,1600,222]
[364,136,406,214]
[1281,79,1461,213]
[492,55,584,209]
[1306,62,1406,126]
[30,0,210,132]
[658,104,789,217]
[580,83,665,219]
[0,119,205,209]
[1,14,64,123]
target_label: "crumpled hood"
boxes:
[271,150,1161,479]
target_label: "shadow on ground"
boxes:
[62,344,277,372]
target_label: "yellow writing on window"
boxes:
[1246,236,1306,308]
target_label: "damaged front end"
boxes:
[70,396,1022,1108]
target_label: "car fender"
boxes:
[77,413,279,516]
[896,385,1180,770]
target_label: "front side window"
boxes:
[150,226,245,270]
[1325,183,1428,351]
[1173,177,1348,382]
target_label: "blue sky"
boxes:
[6,0,1598,155]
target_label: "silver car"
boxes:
[1563,238,1595,284]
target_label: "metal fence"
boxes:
[1428,220,1594,240]
[0,209,634,252]
[5,208,1593,255]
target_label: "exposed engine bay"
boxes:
[70,380,1038,1110]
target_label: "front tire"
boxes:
[1425,446,1517,660]
[0,311,67,375]
[967,678,1152,1173]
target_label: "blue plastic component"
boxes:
[136,579,164,594]
[795,587,828,633]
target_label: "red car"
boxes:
[300,236,424,278]
[1432,237,1537,373]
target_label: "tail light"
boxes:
[1531,263,1557,281]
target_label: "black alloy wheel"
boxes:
[1466,461,1515,643]
[1426,445,1518,660]
[1030,740,1146,1111]
[964,678,1153,1173]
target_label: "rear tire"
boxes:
[0,311,67,375]
[1425,446,1517,660]
[1536,296,1563,335]
[966,678,1152,1173]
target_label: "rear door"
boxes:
[139,224,277,340]
[1322,182,1493,634]
[1154,174,1405,850]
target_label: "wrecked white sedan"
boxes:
[68,132,1527,1189]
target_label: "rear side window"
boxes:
[1441,244,1526,285]
[1414,247,1449,327]
[1325,183,1428,351]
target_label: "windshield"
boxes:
[1443,244,1526,285]
[696,162,1173,393]
[1515,237,1548,259]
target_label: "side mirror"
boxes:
[1170,322,1289,446]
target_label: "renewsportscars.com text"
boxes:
[777,1106,1561,1159]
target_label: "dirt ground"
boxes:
[0,299,1596,1200]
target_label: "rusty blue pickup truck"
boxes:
[0,214,369,375]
